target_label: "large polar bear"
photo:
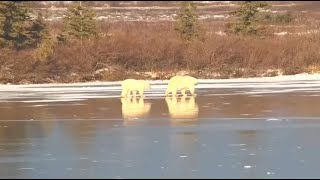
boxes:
[121,79,151,98]
[165,75,198,97]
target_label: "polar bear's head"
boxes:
[143,81,151,89]
[190,76,198,85]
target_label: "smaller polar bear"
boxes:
[121,79,151,98]
[165,75,198,97]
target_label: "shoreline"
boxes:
[2,73,320,88]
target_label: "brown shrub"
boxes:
[2,21,320,84]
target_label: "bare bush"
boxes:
[2,21,320,84]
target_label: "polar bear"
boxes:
[121,79,151,98]
[165,75,198,97]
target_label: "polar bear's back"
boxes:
[122,79,149,89]
[185,75,197,84]
[121,79,137,87]
[169,75,182,82]
[168,75,197,87]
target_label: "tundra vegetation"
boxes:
[0,1,319,84]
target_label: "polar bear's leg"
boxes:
[121,89,128,98]
[120,97,127,104]
[172,89,178,97]
[165,88,171,96]
[132,90,138,98]
[189,85,196,96]
[132,97,138,104]
[137,97,143,105]
[138,88,144,97]
[181,89,187,97]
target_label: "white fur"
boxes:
[121,79,150,98]
[165,75,197,97]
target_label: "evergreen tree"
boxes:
[0,1,30,49]
[33,11,56,61]
[59,1,97,42]
[29,11,50,46]
[227,1,269,36]
[174,1,201,41]
[0,1,49,50]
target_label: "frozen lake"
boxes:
[1,76,320,178]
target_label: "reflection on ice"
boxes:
[121,97,151,126]
[165,96,199,126]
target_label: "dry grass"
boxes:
[1,19,320,84]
